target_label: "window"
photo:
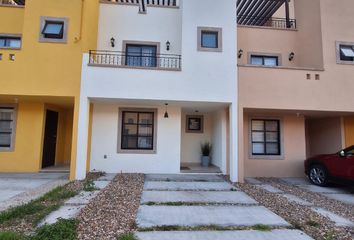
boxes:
[251,119,280,156]
[197,27,222,52]
[339,45,354,62]
[119,109,157,152]
[0,36,21,49]
[0,106,16,151]
[125,44,157,67]
[42,21,64,39]
[250,55,279,66]
[39,17,68,43]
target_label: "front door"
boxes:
[42,110,58,168]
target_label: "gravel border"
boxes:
[235,179,354,240]
[77,173,145,240]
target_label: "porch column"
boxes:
[229,103,238,182]
[74,97,90,180]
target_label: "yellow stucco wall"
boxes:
[344,117,354,147]
[0,1,99,178]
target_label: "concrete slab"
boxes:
[245,178,263,185]
[281,178,311,186]
[145,174,224,182]
[39,205,85,226]
[0,179,51,190]
[136,230,314,240]
[136,205,289,228]
[257,184,283,193]
[300,185,346,194]
[311,207,354,227]
[93,181,110,190]
[282,194,313,206]
[144,181,235,191]
[140,191,258,205]
[323,193,354,205]
[0,190,25,202]
[0,173,68,180]
[65,191,99,205]
[96,173,116,181]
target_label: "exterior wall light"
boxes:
[238,49,243,58]
[166,41,171,51]
[110,37,116,48]
[289,52,295,61]
[164,103,169,118]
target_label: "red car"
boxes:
[305,146,354,186]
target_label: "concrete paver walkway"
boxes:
[136,174,313,240]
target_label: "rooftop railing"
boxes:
[89,50,182,71]
[238,15,296,30]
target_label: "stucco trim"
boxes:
[248,116,285,160]
[39,16,69,44]
[117,107,158,154]
[0,104,18,152]
[335,41,354,65]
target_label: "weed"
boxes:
[32,219,78,240]
[117,233,137,240]
[0,202,45,224]
[306,220,320,228]
[252,224,272,232]
[39,186,77,202]
[83,180,98,192]
[0,232,27,240]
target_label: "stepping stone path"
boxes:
[39,175,112,226]
[136,174,313,240]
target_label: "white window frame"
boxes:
[248,116,285,160]
[0,104,17,152]
[39,16,69,44]
[117,108,158,154]
[336,41,354,65]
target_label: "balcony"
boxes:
[238,15,296,30]
[0,0,25,6]
[89,50,182,71]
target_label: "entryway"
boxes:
[42,110,59,169]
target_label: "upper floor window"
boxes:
[0,106,17,151]
[39,17,68,43]
[125,43,158,67]
[339,45,354,62]
[0,35,21,49]
[198,27,222,52]
[250,55,279,67]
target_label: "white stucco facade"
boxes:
[76,0,238,181]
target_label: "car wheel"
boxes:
[309,165,328,186]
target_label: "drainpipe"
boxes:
[75,0,85,43]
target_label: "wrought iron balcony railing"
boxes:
[238,15,296,30]
[89,50,182,71]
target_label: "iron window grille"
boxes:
[251,119,281,156]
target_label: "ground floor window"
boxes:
[0,106,16,151]
[251,119,280,156]
[118,109,157,153]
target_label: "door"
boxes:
[42,110,59,168]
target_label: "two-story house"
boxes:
[0,0,99,180]
[237,0,354,180]
[75,0,238,181]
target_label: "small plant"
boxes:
[83,180,98,192]
[252,224,272,232]
[39,186,77,201]
[32,219,78,240]
[117,233,138,240]
[0,201,45,224]
[0,232,26,240]
[291,221,302,230]
[306,220,320,228]
[201,142,212,156]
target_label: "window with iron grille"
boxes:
[120,111,155,150]
[251,119,281,156]
[0,107,16,151]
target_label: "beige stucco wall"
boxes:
[243,113,306,178]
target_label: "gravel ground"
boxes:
[77,173,145,240]
[236,180,354,240]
